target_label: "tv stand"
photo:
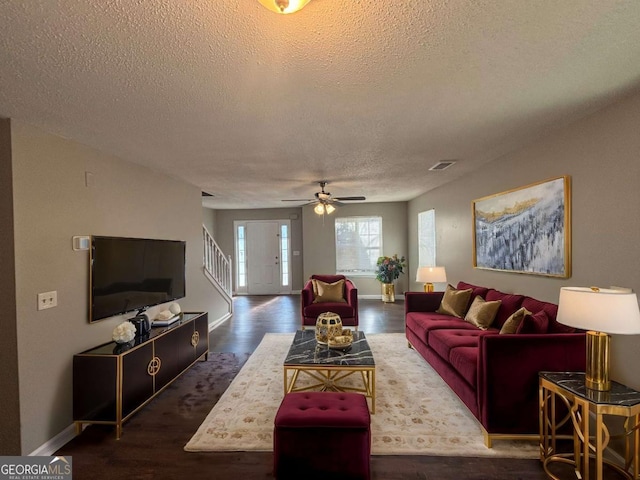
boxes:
[73,312,209,438]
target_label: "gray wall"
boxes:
[214,208,304,291]
[0,119,20,454]
[302,202,409,296]
[408,89,640,389]
[7,87,640,454]
[202,207,216,237]
[214,204,408,296]
[10,121,228,454]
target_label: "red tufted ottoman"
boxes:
[273,392,371,480]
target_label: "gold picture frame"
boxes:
[472,176,571,278]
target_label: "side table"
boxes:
[539,371,640,480]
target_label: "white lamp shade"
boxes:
[557,287,640,335]
[416,266,447,283]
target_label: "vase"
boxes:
[113,340,135,354]
[381,283,395,303]
[315,312,343,344]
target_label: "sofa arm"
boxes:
[345,280,358,322]
[301,280,314,307]
[345,280,357,305]
[404,292,444,315]
[478,333,586,434]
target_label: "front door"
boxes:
[246,221,280,295]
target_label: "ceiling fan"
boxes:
[282,181,366,215]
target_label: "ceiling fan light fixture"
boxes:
[282,181,366,213]
[258,0,311,14]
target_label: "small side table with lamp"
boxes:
[415,266,447,292]
[539,286,640,480]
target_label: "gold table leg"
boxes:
[634,414,640,480]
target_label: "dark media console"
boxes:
[73,312,209,438]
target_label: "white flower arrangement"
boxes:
[112,321,136,344]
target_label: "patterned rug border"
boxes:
[184,333,538,458]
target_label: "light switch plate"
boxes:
[72,236,90,251]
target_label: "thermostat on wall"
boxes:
[72,236,90,251]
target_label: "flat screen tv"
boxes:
[90,236,186,322]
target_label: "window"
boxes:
[335,216,382,275]
[236,225,247,288]
[418,209,436,267]
[280,224,289,287]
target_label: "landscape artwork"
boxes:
[472,176,571,277]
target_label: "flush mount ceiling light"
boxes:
[258,0,311,14]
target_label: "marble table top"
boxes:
[540,371,640,407]
[284,329,375,367]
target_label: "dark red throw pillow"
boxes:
[516,310,549,334]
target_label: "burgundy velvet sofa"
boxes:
[301,274,358,328]
[405,281,586,447]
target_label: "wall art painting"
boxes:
[472,176,571,278]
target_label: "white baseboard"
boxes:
[235,291,301,295]
[357,294,405,300]
[29,423,78,456]
[209,312,232,332]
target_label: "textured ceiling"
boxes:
[1,1,640,209]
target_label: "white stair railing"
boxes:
[202,225,233,310]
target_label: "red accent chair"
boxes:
[274,392,371,480]
[301,274,358,329]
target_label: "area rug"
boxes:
[184,333,538,458]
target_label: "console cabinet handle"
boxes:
[147,356,161,376]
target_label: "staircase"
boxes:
[203,225,233,313]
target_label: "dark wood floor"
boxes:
[210,295,407,354]
[58,295,556,479]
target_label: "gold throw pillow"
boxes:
[499,307,532,334]
[436,284,473,318]
[312,279,347,303]
[464,296,502,330]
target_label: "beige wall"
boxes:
[0,119,20,454]
[408,89,640,389]
[10,121,227,454]
[214,208,304,291]
[302,202,409,296]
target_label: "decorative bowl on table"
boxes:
[328,329,353,350]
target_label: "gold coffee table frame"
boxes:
[283,330,376,414]
[284,365,376,413]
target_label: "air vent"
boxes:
[429,161,456,171]
[201,191,214,197]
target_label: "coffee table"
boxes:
[283,329,376,413]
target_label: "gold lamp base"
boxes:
[585,331,611,391]
[423,283,434,293]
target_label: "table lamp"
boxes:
[557,286,640,391]
[415,266,447,293]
